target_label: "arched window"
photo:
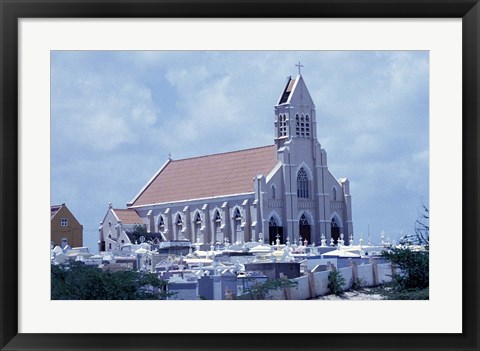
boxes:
[297,168,309,198]
[213,210,222,243]
[193,212,202,242]
[175,214,182,230]
[176,214,182,225]
[300,213,309,225]
[158,215,165,232]
[233,208,241,220]
[214,210,221,222]
[194,212,201,223]
[269,216,278,227]
[175,214,183,240]
[271,184,276,199]
[333,187,337,201]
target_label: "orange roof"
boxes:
[114,209,143,224]
[131,145,278,206]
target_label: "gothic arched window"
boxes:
[233,208,241,220]
[333,187,337,201]
[175,214,183,231]
[194,212,201,224]
[269,216,278,227]
[214,210,221,222]
[213,210,222,242]
[300,213,309,225]
[158,215,165,232]
[297,167,309,198]
[271,184,276,199]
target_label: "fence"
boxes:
[268,259,394,300]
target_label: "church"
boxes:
[99,68,354,252]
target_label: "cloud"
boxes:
[51,51,429,252]
[52,55,159,153]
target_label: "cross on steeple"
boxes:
[295,61,304,75]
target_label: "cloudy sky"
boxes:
[51,51,429,253]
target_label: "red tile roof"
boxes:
[114,209,143,224]
[131,145,278,206]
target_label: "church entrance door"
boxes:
[299,225,311,244]
[299,213,311,244]
[269,217,284,244]
[331,217,340,244]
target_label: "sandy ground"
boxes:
[314,289,384,300]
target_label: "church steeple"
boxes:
[274,66,317,150]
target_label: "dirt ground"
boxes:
[314,288,384,300]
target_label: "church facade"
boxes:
[99,72,353,251]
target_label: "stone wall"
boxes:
[267,261,394,300]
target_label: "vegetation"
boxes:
[51,261,171,300]
[328,270,346,296]
[237,278,298,300]
[380,205,429,300]
[126,224,148,244]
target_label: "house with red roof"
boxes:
[98,204,145,251]
[99,71,353,252]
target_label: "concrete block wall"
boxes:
[290,276,309,300]
[338,267,353,291]
[356,264,375,286]
[377,263,393,284]
[265,261,393,300]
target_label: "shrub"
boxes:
[238,278,298,300]
[382,247,429,290]
[328,270,346,295]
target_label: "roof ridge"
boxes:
[171,144,275,162]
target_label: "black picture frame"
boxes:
[1,1,478,350]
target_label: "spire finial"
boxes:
[295,61,304,75]
[168,153,172,160]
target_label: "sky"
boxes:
[51,51,429,253]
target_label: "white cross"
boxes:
[295,61,304,75]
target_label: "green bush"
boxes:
[238,278,298,300]
[51,261,171,300]
[328,270,346,295]
[382,247,429,290]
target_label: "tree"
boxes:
[380,204,429,299]
[51,261,171,300]
[126,224,148,244]
[414,204,429,247]
[399,204,429,247]
[382,247,429,290]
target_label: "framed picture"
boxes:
[1,0,478,350]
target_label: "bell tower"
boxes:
[274,63,317,151]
